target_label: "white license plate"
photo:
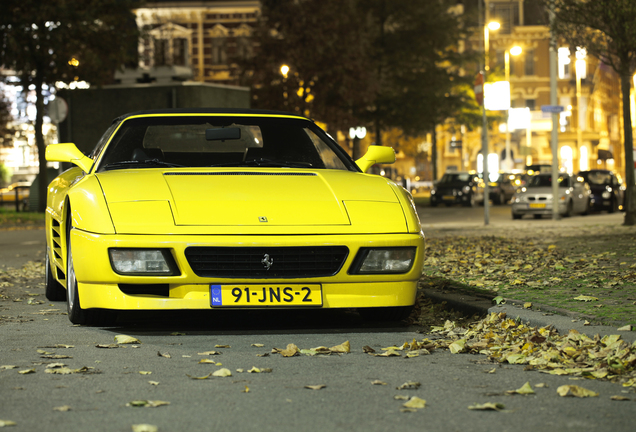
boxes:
[210,284,322,307]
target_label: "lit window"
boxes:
[558,47,571,79]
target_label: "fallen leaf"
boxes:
[18,368,35,375]
[403,397,426,409]
[242,386,250,393]
[304,385,326,390]
[248,367,261,373]
[374,350,400,357]
[132,425,158,432]
[212,368,232,377]
[198,359,218,365]
[251,344,264,347]
[170,332,185,336]
[394,395,410,400]
[215,345,230,348]
[280,344,299,357]
[115,335,141,344]
[617,325,632,331]
[148,381,160,386]
[256,353,269,357]
[139,371,152,375]
[95,344,119,349]
[610,396,630,401]
[329,341,350,353]
[362,346,376,353]
[186,373,212,380]
[41,354,72,359]
[535,383,547,388]
[45,367,73,375]
[396,382,421,390]
[507,382,534,395]
[1,366,18,370]
[157,351,171,359]
[449,339,466,354]
[573,295,598,302]
[371,380,387,385]
[0,420,17,427]
[557,385,599,398]
[53,406,71,412]
[127,400,170,408]
[493,296,505,305]
[485,368,496,374]
[468,402,505,411]
[198,351,222,356]
[523,302,532,309]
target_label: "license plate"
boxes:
[442,195,455,201]
[210,284,322,307]
[529,203,546,209]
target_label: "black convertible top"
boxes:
[113,108,308,123]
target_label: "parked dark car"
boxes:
[430,172,484,207]
[577,170,624,213]
[480,172,525,205]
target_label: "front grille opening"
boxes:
[118,284,170,297]
[184,246,349,279]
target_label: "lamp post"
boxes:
[575,48,586,172]
[503,46,522,171]
[482,20,499,225]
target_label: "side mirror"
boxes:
[46,143,94,173]
[355,146,396,173]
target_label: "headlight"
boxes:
[462,186,471,193]
[602,191,611,199]
[431,189,436,195]
[109,248,180,276]
[349,247,416,274]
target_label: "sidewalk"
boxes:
[417,210,636,342]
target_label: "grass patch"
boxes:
[0,208,45,228]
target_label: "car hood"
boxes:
[96,169,409,234]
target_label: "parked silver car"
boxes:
[511,173,590,219]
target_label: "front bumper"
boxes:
[69,230,425,311]
[511,201,567,215]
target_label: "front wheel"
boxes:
[45,249,66,301]
[358,306,413,322]
[66,225,115,326]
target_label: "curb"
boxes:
[420,287,636,343]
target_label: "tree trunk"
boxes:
[620,72,635,225]
[34,75,47,213]
[432,129,438,181]
[374,118,383,146]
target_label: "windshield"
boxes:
[581,171,612,185]
[527,174,570,188]
[439,173,473,183]
[95,116,356,172]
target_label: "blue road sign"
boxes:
[541,105,565,114]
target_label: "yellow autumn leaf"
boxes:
[468,402,504,411]
[0,420,17,427]
[506,354,527,364]
[132,425,158,432]
[403,397,426,409]
[215,345,230,348]
[512,382,535,395]
[304,385,326,390]
[212,368,232,377]
[573,295,598,302]
[18,368,35,374]
[53,406,71,412]
[610,395,631,401]
[114,335,141,344]
[557,385,599,398]
[198,351,221,356]
[375,350,401,357]
[186,373,212,380]
[198,359,218,364]
[329,341,350,353]
[127,400,170,408]
[523,302,532,309]
[280,344,299,357]
[449,339,466,354]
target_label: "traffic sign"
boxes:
[541,105,564,114]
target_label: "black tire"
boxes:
[66,216,115,326]
[45,249,66,301]
[358,306,413,322]
[512,212,522,220]
[463,193,475,207]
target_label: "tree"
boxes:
[0,0,139,212]
[238,0,477,155]
[550,0,636,226]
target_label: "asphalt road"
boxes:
[1,213,635,432]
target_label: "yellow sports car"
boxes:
[44,109,425,325]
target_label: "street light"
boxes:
[280,64,290,108]
[503,46,522,171]
[482,20,499,225]
[575,48,586,171]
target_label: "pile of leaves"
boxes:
[394,312,636,388]
[421,233,636,324]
